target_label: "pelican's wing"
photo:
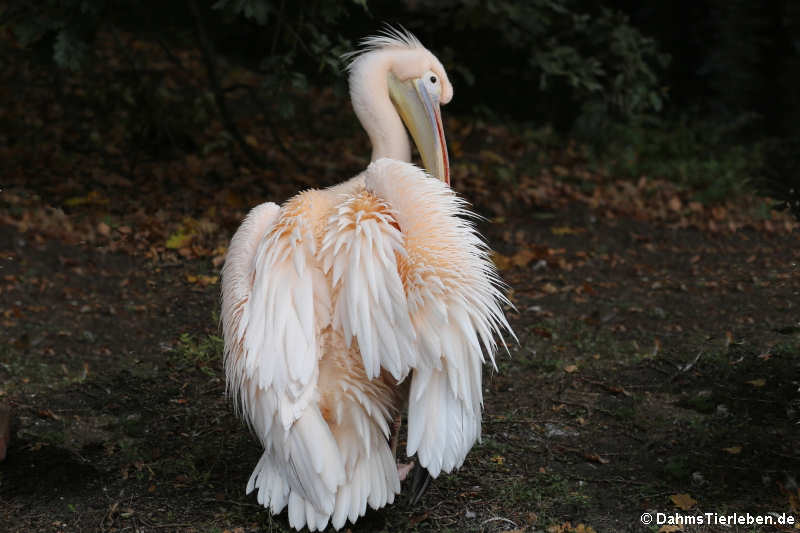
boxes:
[221,201,282,421]
[320,187,417,381]
[365,158,514,478]
[221,194,344,527]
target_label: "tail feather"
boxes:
[284,406,344,515]
[246,451,289,515]
[288,491,331,532]
[248,385,400,530]
[329,394,400,530]
[407,364,480,478]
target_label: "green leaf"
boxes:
[165,231,193,249]
[54,30,89,71]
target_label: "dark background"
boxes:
[2,0,799,208]
[10,0,800,130]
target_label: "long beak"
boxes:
[387,74,450,185]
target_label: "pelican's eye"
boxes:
[421,70,442,99]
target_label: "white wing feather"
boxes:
[245,211,320,428]
[321,190,417,381]
[221,201,280,425]
[221,197,345,525]
[365,158,514,477]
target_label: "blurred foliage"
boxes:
[3,1,111,70]
[3,0,668,127]
[608,0,800,138]
[709,0,800,134]
[1,0,797,205]
[3,0,798,134]
[409,0,669,127]
[758,137,800,220]
[2,0,363,165]
[587,115,759,203]
[4,0,358,77]
[208,0,362,113]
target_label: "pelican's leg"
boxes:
[390,413,401,457]
[397,462,415,482]
[391,409,430,503]
[390,414,416,482]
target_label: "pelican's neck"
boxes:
[349,53,411,163]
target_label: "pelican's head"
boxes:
[347,28,453,184]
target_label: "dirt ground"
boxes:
[2,197,798,532]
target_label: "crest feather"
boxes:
[343,25,423,70]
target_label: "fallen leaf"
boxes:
[553,165,568,176]
[670,493,697,510]
[492,252,512,271]
[551,226,585,235]
[583,452,609,464]
[652,338,662,357]
[409,511,430,525]
[37,409,60,420]
[64,190,109,207]
[780,484,800,513]
[166,231,193,249]
[542,283,558,294]
[493,248,542,270]
[186,274,218,286]
[511,248,538,268]
[579,282,595,295]
[606,385,632,397]
[532,327,552,338]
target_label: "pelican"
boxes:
[221,28,513,531]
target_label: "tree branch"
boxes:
[187,0,268,169]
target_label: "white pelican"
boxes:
[221,28,513,531]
